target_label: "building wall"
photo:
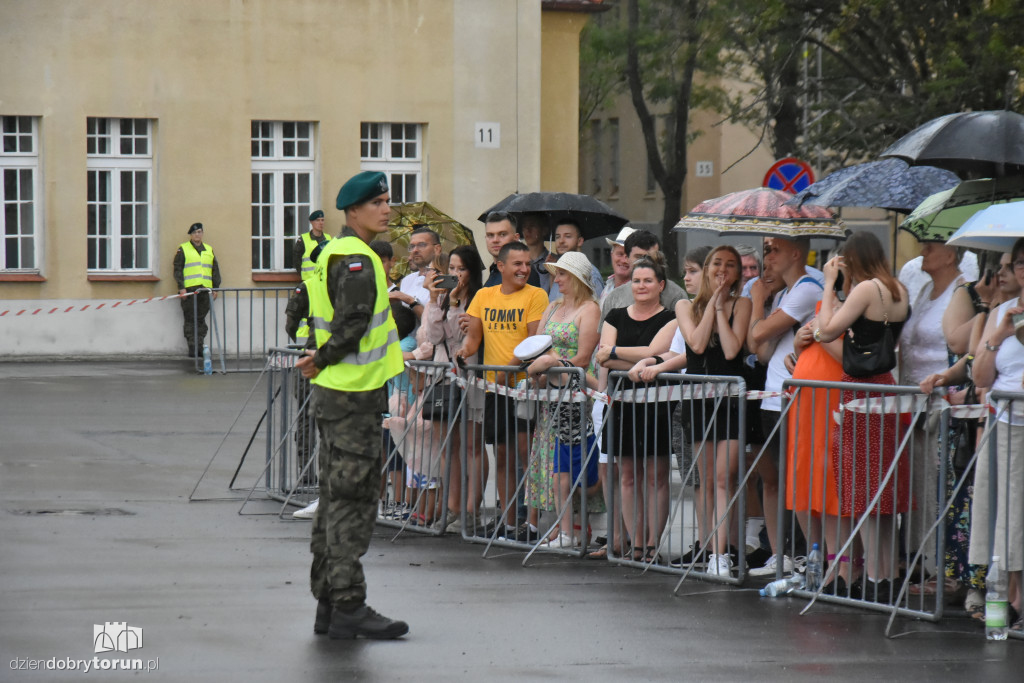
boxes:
[0,0,579,358]
[540,11,587,192]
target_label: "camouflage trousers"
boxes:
[292,372,317,487]
[309,384,387,608]
[180,288,211,353]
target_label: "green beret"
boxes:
[188,222,203,234]
[336,171,389,211]
[308,209,324,222]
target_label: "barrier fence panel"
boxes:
[982,391,1024,641]
[604,371,748,586]
[777,379,954,621]
[376,360,459,537]
[452,363,597,560]
[208,287,294,373]
[236,348,318,513]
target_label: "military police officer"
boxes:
[295,171,408,640]
[173,222,221,358]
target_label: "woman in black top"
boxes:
[597,256,677,562]
[675,245,751,576]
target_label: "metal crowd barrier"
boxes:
[207,287,295,373]
[222,347,319,516]
[775,380,954,622]
[376,360,459,538]
[603,371,750,586]
[448,363,597,561]
[980,390,1024,641]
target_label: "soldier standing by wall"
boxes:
[295,171,409,640]
[293,209,331,279]
[173,223,221,358]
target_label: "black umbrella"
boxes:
[477,193,519,222]
[880,109,1024,176]
[787,159,960,213]
[477,192,628,241]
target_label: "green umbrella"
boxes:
[899,176,1024,243]
[387,201,475,280]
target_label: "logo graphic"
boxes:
[93,622,143,653]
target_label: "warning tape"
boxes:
[449,372,781,406]
[0,290,198,318]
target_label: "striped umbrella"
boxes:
[674,187,846,239]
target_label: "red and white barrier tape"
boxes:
[0,291,195,318]
[448,372,780,406]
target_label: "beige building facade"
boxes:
[0,0,599,358]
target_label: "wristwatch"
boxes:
[609,346,618,361]
[813,328,822,343]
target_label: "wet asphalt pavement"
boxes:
[2,361,1023,682]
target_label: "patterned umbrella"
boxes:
[899,176,1024,243]
[674,187,846,239]
[880,109,1024,176]
[787,159,959,213]
[387,201,475,280]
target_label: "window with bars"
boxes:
[86,118,153,272]
[251,121,316,272]
[2,116,40,272]
[360,122,422,204]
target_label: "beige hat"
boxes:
[545,251,595,293]
[605,225,636,248]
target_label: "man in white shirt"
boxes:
[746,236,823,577]
[393,227,441,317]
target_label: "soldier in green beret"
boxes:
[293,209,331,281]
[173,222,221,358]
[296,170,409,640]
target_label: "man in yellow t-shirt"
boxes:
[456,241,548,540]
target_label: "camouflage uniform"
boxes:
[173,244,222,356]
[285,283,317,486]
[308,225,385,608]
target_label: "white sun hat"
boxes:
[544,251,596,293]
[605,225,636,248]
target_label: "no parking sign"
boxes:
[763,157,815,194]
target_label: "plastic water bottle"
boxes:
[202,344,212,376]
[986,555,1008,641]
[760,574,804,597]
[805,543,823,592]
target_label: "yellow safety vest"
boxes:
[300,231,331,281]
[308,236,402,392]
[180,242,215,288]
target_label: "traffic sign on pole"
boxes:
[763,157,815,194]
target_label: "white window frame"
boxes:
[360,122,423,204]
[1,116,42,273]
[251,121,316,272]
[86,118,154,273]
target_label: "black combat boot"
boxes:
[327,604,409,640]
[313,598,331,634]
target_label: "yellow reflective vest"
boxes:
[180,242,215,288]
[308,236,402,392]
[300,231,331,281]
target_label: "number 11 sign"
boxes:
[475,122,500,149]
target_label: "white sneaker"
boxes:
[292,498,319,519]
[539,532,575,549]
[748,554,795,577]
[706,553,733,577]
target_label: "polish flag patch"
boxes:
[348,261,363,272]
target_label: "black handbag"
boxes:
[842,280,898,378]
[421,340,459,421]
